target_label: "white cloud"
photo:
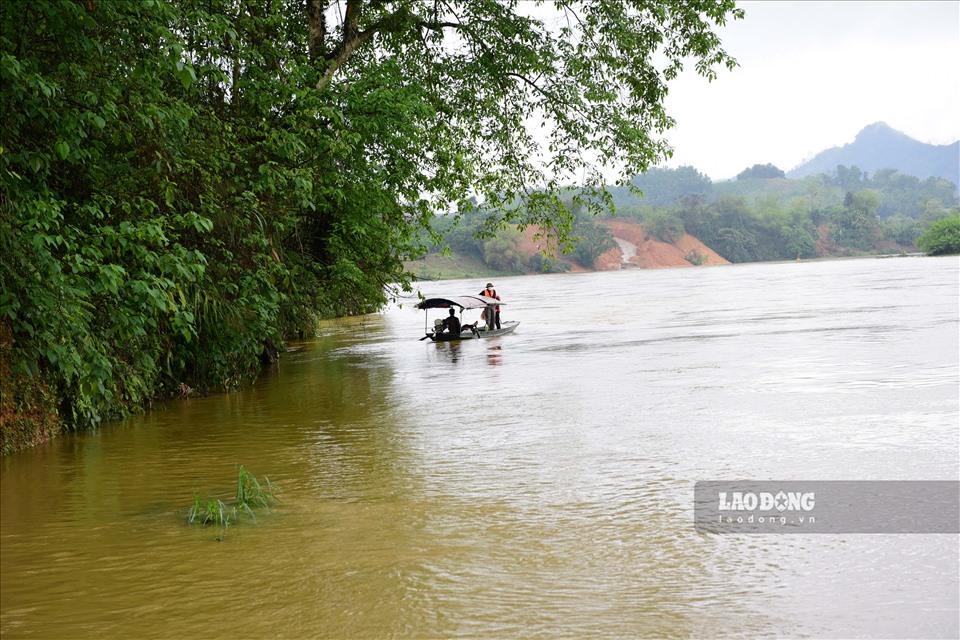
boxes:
[661,1,960,180]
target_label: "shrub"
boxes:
[917,216,960,255]
[482,229,524,272]
[527,253,570,273]
[645,213,685,243]
[571,219,616,267]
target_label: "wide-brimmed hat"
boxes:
[485,282,494,288]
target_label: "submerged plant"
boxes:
[235,465,277,514]
[187,496,235,529]
[185,466,277,536]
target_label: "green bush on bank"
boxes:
[917,216,960,255]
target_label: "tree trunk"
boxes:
[306,0,325,61]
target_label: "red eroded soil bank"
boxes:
[516,220,729,272]
[595,220,730,269]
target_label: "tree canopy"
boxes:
[1,0,743,434]
[917,216,960,256]
[736,163,785,180]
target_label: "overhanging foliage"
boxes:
[1,0,742,433]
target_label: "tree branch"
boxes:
[416,20,463,31]
[306,0,326,61]
[316,29,376,91]
[340,0,361,49]
[315,3,417,91]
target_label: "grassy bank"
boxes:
[405,253,518,281]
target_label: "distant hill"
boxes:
[788,122,959,187]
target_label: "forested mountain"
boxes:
[787,122,959,186]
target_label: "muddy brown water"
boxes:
[2,256,958,638]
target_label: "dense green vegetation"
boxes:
[421,204,614,276]
[736,163,785,180]
[0,0,742,447]
[917,216,960,256]
[416,162,959,273]
[606,164,959,261]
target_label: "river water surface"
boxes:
[2,257,958,638]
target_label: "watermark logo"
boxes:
[695,481,959,534]
[718,490,815,512]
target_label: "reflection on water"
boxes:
[2,257,958,638]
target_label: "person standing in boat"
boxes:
[479,282,501,330]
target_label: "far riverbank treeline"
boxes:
[615,164,959,261]
[410,165,959,278]
[0,0,743,451]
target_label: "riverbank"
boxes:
[405,236,923,283]
[404,252,518,281]
[407,220,732,280]
[0,327,63,455]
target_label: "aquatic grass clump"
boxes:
[235,465,277,514]
[187,497,234,529]
[185,465,277,536]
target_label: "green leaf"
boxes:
[176,65,196,89]
[54,141,70,160]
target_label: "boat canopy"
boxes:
[416,295,504,310]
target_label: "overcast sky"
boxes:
[662,0,960,180]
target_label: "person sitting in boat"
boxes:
[441,308,461,336]
[479,282,501,330]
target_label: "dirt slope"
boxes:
[596,220,729,269]
[672,233,729,266]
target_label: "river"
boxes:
[2,256,958,638]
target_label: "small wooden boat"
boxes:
[430,321,520,341]
[416,295,520,342]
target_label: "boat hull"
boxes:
[428,321,519,342]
